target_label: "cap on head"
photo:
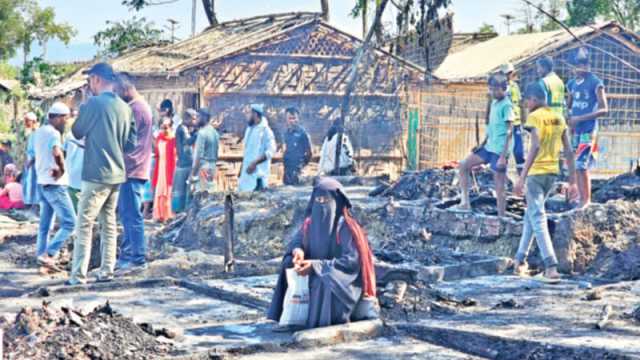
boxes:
[25,112,37,121]
[525,82,547,102]
[250,104,265,116]
[536,56,554,73]
[574,47,590,66]
[499,62,515,74]
[197,107,211,121]
[85,62,117,82]
[48,102,71,117]
[489,73,508,90]
[186,108,198,118]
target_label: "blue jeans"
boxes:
[515,175,559,269]
[36,185,76,257]
[117,179,147,265]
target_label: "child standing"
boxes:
[152,118,176,222]
[513,82,578,281]
[566,48,608,208]
[457,73,513,217]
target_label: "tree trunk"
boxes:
[202,0,219,27]
[362,0,368,39]
[320,0,330,22]
[335,0,390,174]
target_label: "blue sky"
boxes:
[16,0,526,64]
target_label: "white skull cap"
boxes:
[48,102,71,117]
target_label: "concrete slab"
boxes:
[239,337,483,360]
[293,319,383,348]
[397,275,640,357]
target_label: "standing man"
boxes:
[456,74,513,217]
[115,73,153,271]
[238,104,276,192]
[537,56,565,118]
[173,108,198,210]
[22,112,40,208]
[513,82,577,281]
[190,108,219,194]
[500,63,525,175]
[63,130,84,211]
[282,107,312,185]
[566,49,608,208]
[0,140,14,179]
[34,102,76,269]
[68,63,136,285]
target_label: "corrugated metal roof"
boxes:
[434,22,615,81]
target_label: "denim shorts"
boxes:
[474,146,508,173]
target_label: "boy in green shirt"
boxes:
[456,73,513,217]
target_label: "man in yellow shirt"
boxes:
[512,82,577,282]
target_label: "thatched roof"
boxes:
[32,12,424,99]
[0,79,19,92]
[434,21,637,82]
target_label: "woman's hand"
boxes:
[294,260,313,276]
[292,248,304,265]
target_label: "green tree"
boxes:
[0,0,27,61]
[606,0,640,30]
[123,0,219,26]
[478,23,496,33]
[20,57,79,87]
[94,17,164,57]
[17,2,76,64]
[566,0,606,26]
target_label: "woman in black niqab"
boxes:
[267,177,376,329]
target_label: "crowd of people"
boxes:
[0,60,359,287]
[455,47,608,282]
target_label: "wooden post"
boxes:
[335,0,390,175]
[223,193,235,273]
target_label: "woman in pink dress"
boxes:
[152,118,177,222]
[0,164,25,210]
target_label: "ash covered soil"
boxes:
[1,170,640,359]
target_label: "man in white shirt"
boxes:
[238,104,276,192]
[34,102,77,269]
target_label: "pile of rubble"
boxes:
[2,302,172,359]
[371,167,510,201]
[593,171,640,203]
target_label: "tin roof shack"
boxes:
[32,12,425,187]
[419,21,640,175]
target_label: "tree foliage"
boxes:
[566,0,640,30]
[17,1,76,63]
[20,57,79,87]
[0,0,26,61]
[123,0,219,26]
[94,17,164,57]
[478,23,496,33]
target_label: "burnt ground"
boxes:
[1,172,640,359]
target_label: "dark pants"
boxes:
[283,164,303,185]
[255,178,266,191]
[117,178,146,265]
[329,167,354,176]
[513,125,525,172]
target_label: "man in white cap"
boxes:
[238,104,275,192]
[33,102,77,270]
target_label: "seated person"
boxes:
[0,164,25,210]
[267,177,377,329]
